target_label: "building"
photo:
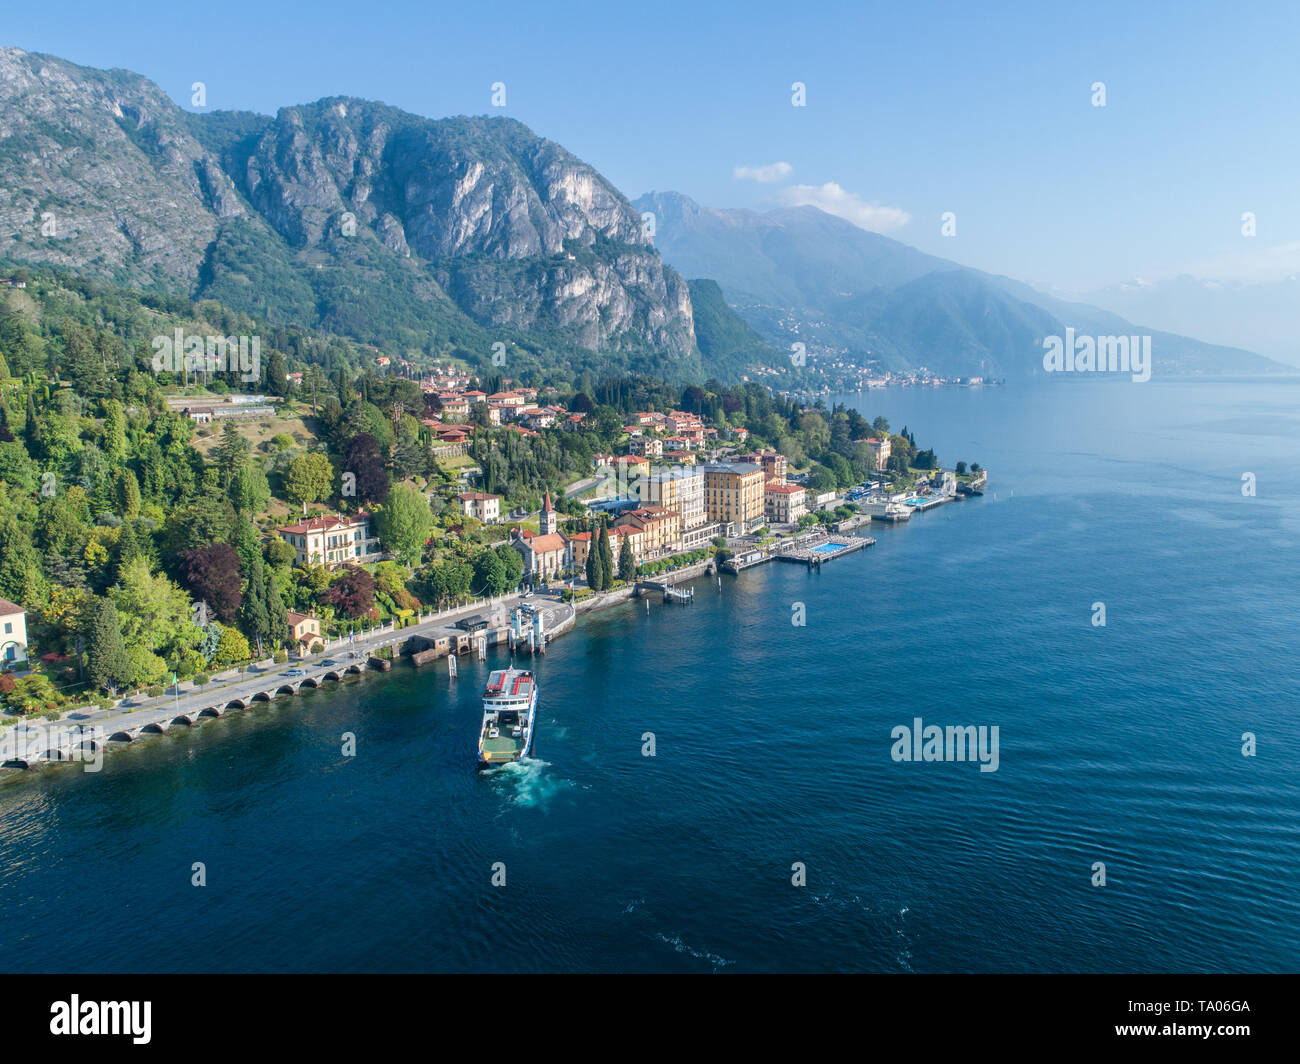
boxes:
[510,530,570,581]
[609,525,646,565]
[639,466,706,530]
[438,395,470,419]
[286,612,323,652]
[0,597,28,667]
[277,513,381,569]
[630,435,663,458]
[457,491,502,524]
[862,436,892,471]
[703,463,766,531]
[737,450,788,484]
[509,491,570,582]
[765,482,808,524]
[612,454,651,492]
[613,505,682,561]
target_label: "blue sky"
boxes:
[6,0,1299,292]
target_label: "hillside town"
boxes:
[0,272,982,720]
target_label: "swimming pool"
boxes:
[810,541,848,553]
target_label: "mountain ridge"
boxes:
[635,190,1287,378]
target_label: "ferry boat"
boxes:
[477,667,538,767]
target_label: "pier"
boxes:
[638,578,695,604]
[776,535,875,567]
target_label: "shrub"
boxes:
[146,685,164,698]
[309,641,324,654]
[194,673,210,686]
[273,649,289,664]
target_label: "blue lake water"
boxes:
[2,377,1298,972]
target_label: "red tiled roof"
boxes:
[521,532,567,553]
[278,513,370,534]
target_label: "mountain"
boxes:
[1079,275,1300,369]
[686,278,793,383]
[634,191,1288,378]
[0,47,700,379]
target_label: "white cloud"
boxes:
[733,161,793,183]
[778,181,910,233]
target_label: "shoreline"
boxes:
[0,515,940,779]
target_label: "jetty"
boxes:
[638,578,695,604]
[776,535,875,567]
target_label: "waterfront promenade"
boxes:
[0,591,571,768]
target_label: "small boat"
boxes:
[477,667,538,767]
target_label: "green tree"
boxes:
[0,516,41,602]
[240,556,272,656]
[267,350,288,397]
[208,623,253,670]
[585,538,603,591]
[119,469,141,519]
[214,421,250,487]
[473,549,509,597]
[230,459,271,514]
[618,534,636,581]
[84,598,132,693]
[283,452,335,513]
[494,544,523,591]
[373,484,433,566]
[598,526,614,587]
[101,399,128,463]
[111,558,203,667]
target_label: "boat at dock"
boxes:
[477,667,538,767]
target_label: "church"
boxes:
[508,492,572,583]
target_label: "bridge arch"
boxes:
[251,691,271,703]
[225,698,247,710]
[141,722,167,734]
[300,677,319,689]
[170,715,193,727]
[275,684,295,697]
[198,706,222,719]
[107,731,134,743]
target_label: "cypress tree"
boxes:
[598,526,614,588]
[618,534,636,582]
[264,564,288,649]
[24,390,39,450]
[585,539,602,591]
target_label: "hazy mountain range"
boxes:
[0,45,1287,382]
[634,191,1289,378]
[1079,275,1300,368]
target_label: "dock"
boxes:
[776,535,875,567]
[637,579,696,604]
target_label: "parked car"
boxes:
[284,669,305,678]
[319,660,338,667]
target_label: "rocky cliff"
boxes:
[0,48,697,373]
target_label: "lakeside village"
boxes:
[0,289,985,731]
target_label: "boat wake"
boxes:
[488,757,571,810]
[655,933,734,971]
